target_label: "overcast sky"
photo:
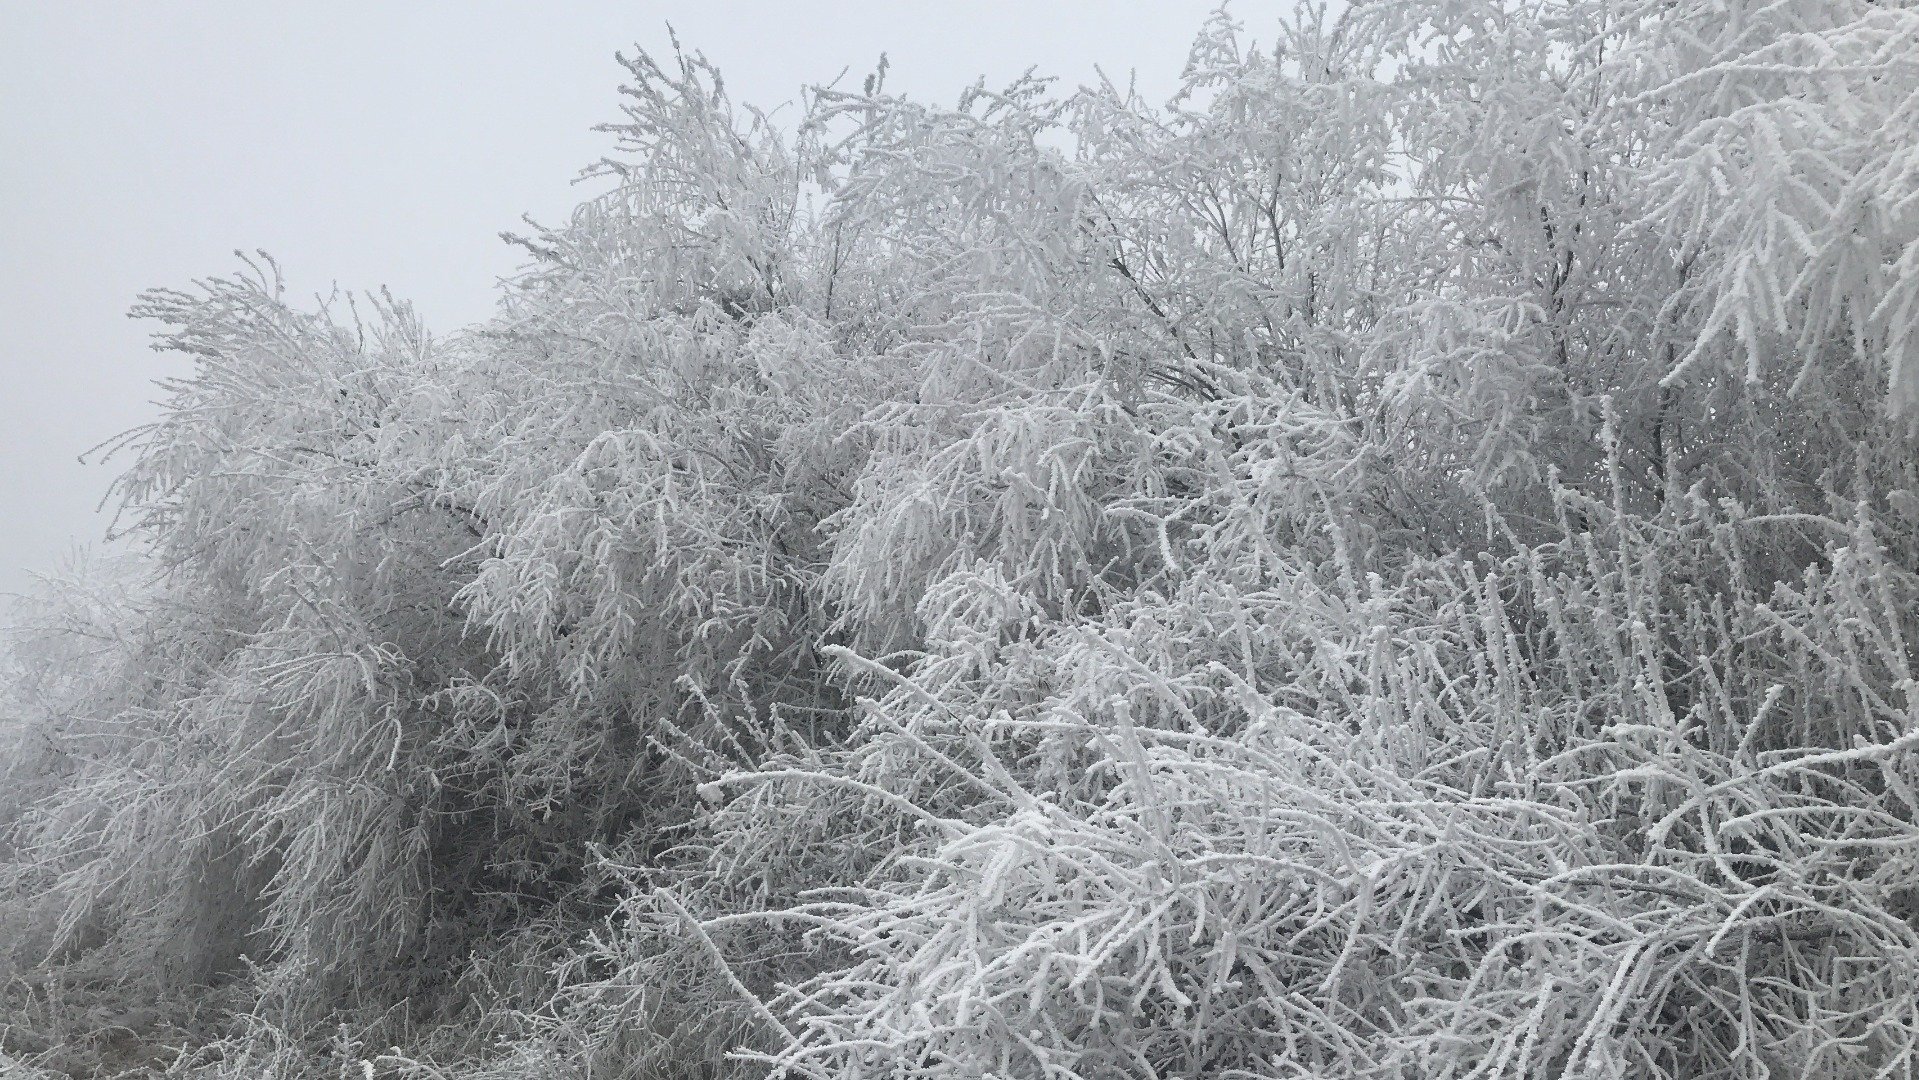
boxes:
[0,1,1283,599]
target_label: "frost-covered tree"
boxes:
[3,2,1917,1078]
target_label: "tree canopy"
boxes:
[4,2,1918,1077]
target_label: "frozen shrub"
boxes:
[2,2,1916,1077]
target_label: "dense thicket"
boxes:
[4,1,1919,1077]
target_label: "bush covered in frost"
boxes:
[4,1,1918,1077]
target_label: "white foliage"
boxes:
[2,2,1918,1078]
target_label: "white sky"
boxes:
[0,1,1286,598]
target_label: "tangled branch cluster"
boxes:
[2,1,1917,1077]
